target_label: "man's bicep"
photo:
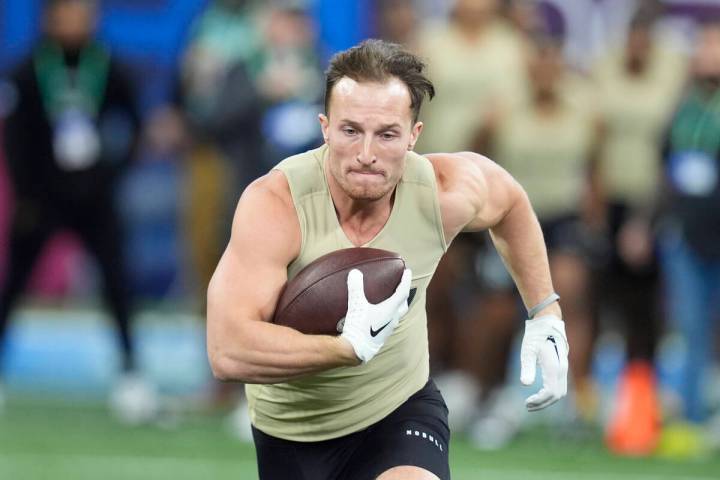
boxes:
[208,176,300,326]
[209,241,287,327]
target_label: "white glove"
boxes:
[519,314,569,412]
[340,268,412,363]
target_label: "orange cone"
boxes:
[605,360,661,456]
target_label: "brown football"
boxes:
[272,248,406,335]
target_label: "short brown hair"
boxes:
[324,39,435,123]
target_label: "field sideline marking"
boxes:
[0,453,716,480]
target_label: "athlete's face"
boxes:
[319,77,423,202]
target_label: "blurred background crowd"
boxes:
[1,0,719,464]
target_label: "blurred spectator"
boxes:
[592,4,688,456]
[468,33,600,449]
[181,1,324,300]
[182,0,264,170]
[658,18,720,451]
[256,4,324,166]
[415,0,527,154]
[0,0,156,421]
[180,0,264,297]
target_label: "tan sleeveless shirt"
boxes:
[245,144,447,442]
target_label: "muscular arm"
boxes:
[429,152,561,318]
[206,171,358,384]
[430,152,567,409]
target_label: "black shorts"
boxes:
[252,379,451,480]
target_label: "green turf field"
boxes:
[1,400,718,480]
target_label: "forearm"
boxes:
[488,191,561,319]
[208,316,359,384]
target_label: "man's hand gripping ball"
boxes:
[340,268,412,363]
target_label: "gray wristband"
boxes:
[527,292,560,319]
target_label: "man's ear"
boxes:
[408,121,423,150]
[319,113,330,143]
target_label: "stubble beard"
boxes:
[334,168,399,202]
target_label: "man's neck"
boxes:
[325,168,395,246]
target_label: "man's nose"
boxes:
[356,136,376,165]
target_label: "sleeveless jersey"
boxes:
[245,144,447,442]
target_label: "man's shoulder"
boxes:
[235,170,301,255]
[274,145,327,197]
[424,152,488,192]
[243,169,294,210]
[422,152,490,239]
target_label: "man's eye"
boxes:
[381,133,396,140]
[343,128,357,135]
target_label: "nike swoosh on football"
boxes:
[370,320,393,337]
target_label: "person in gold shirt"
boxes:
[207,40,568,480]
[415,0,528,154]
